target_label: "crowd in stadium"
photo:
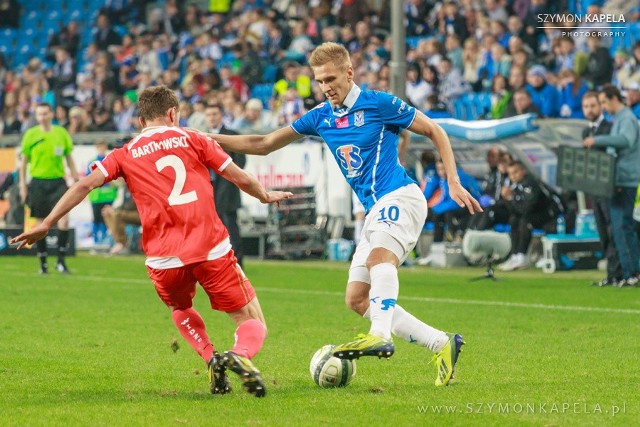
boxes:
[1,0,640,137]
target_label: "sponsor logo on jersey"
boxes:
[336,145,363,177]
[354,110,365,127]
[336,116,349,128]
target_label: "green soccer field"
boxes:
[1,254,639,426]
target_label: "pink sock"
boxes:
[172,308,214,363]
[232,319,267,359]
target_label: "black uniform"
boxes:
[506,173,556,254]
[582,118,622,281]
[210,126,247,267]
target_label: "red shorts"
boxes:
[147,251,256,312]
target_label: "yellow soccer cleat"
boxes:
[332,333,395,360]
[434,333,465,386]
[222,351,266,397]
[207,352,231,395]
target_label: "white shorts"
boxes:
[352,191,365,215]
[349,183,428,284]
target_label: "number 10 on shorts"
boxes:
[378,205,400,222]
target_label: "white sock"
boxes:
[391,305,449,352]
[368,263,399,340]
[364,305,448,352]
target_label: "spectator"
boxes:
[406,62,432,109]
[438,1,469,42]
[617,41,640,88]
[583,36,614,90]
[498,161,557,271]
[48,21,81,59]
[117,90,138,132]
[624,82,640,118]
[86,140,118,245]
[424,161,481,242]
[0,0,19,28]
[469,147,511,230]
[278,86,306,125]
[462,38,481,87]
[580,91,621,287]
[558,69,588,119]
[102,183,141,255]
[446,34,464,72]
[525,65,559,117]
[94,13,122,52]
[205,103,246,268]
[438,57,467,108]
[336,0,369,27]
[584,85,640,286]
[89,107,117,132]
[273,61,311,104]
[231,98,274,131]
[489,74,512,119]
[424,94,453,119]
[49,47,76,108]
[54,105,69,128]
[507,88,540,117]
[67,106,90,134]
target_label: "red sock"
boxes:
[232,319,267,359]
[172,308,215,363]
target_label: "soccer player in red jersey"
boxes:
[11,86,292,398]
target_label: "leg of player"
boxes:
[55,213,71,273]
[224,297,267,398]
[332,243,398,360]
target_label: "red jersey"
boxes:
[96,126,232,267]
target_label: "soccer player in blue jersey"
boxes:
[209,42,482,386]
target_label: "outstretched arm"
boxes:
[220,162,293,204]
[10,169,106,249]
[206,126,302,156]
[408,111,482,214]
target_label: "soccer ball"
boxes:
[310,345,356,388]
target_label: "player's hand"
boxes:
[448,181,483,214]
[262,191,294,207]
[10,224,50,250]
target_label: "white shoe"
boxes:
[535,258,546,269]
[509,254,530,271]
[497,255,516,271]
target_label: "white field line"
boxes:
[4,270,640,315]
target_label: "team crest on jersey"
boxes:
[354,110,365,127]
[336,145,363,177]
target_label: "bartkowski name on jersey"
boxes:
[131,136,190,158]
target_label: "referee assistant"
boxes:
[19,103,79,274]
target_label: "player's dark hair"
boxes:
[599,84,622,102]
[138,86,179,123]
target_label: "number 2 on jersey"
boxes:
[155,155,198,206]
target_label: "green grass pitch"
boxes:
[1,254,639,426]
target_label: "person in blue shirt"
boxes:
[525,65,560,118]
[208,42,481,387]
[424,161,482,241]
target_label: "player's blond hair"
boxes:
[309,42,352,70]
[138,86,179,122]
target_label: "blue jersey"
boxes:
[291,85,417,213]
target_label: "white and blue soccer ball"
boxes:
[310,345,357,388]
